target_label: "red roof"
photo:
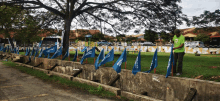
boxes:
[210,36,220,38]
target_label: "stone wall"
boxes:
[12,54,220,101]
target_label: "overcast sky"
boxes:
[177,0,220,29]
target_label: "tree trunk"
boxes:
[62,18,72,55]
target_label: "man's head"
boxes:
[174,29,181,37]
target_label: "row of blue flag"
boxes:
[0,44,175,78]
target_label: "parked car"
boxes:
[140,42,156,46]
[97,40,113,46]
[184,42,191,47]
[187,41,205,48]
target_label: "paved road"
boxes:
[0,62,115,101]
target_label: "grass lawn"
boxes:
[19,51,220,82]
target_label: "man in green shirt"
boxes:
[172,29,185,76]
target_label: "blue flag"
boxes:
[3,47,6,52]
[30,47,35,56]
[72,49,78,61]
[13,47,16,53]
[95,49,105,70]
[165,44,175,78]
[132,50,141,75]
[112,48,127,73]
[80,47,95,64]
[7,46,9,52]
[62,47,69,60]
[81,47,87,52]
[34,48,39,59]
[17,46,19,54]
[25,47,30,56]
[43,45,57,56]
[98,48,114,67]
[39,40,43,47]
[38,48,43,58]
[51,46,62,59]
[145,48,158,73]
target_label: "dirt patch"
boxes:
[208,66,219,69]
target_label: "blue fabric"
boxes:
[145,48,158,73]
[98,48,114,67]
[112,48,127,73]
[132,51,141,75]
[62,48,69,60]
[72,49,78,61]
[38,48,43,58]
[39,40,43,47]
[81,47,87,52]
[50,46,62,59]
[165,44,175,78]
[80,47,95,64]
[17,46,19,54]
[30,47,35,56]
[43,45,57,56]
[95,49,105,70]
[34,48,39,59]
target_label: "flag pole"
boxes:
[154,43,158,74]
[172,62,173,76]
[125,62,127,69]
[94,58,95,64]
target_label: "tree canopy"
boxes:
[3,0,188,53]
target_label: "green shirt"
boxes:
[172,34,185,53]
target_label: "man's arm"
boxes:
[173,43,184,50]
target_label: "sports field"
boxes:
[20,51,220,82]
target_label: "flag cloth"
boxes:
[98,48,114,67]
[62,47,69,60]
[34,48,39,59]
[145,48,158,73]
[17,46,19,54]
[81,47,87,52]
[13,47,16,53]
[72,49,78,61]
[39,40,43,47]
[7,45,9,52]
[25,47,30,56]
[112,48,127,73]
[38,48,43,58]
[51,46,62,59]
[30,47,35,56]
[95,48,105,70]
[3,47,6,52]
[132,50,141,75]
[80,47,95,64]
[165,44,175,78]
[43,45,57,56]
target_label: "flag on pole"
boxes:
[3,47,6,52]
[38,48,43,58]
[145,48,158,73]
[72,49,78,61]
[80,47,95,64]
[98,48,114,67]
[34,48,39,59]
[62,47,69,60]
[112,48,127,73]
[51,46,62,59]
[43,45,57,56]
[17,46,19,54]
[81,47,87,52]
[13,47,16,53]
[165,44,175,78]
[25,47,30,56]
[30,47,35,56]
[132,50,141,75]
[94,48,105,70]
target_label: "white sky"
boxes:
[177,0,220,30]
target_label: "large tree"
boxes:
[3,0,187,54]
[144,29,158,43]
[190,9,220,28]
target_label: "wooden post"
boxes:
[86,58,88,63]
[94,58,95,64]
[60,55,62,60]
[154,68,156,74]
[104,64,105,66]
[112,61,114,66]
[68,56,70,61]
[125,62,127,69]
[77,56,79,62]
[172,63,173,76]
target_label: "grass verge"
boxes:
[1,61,133,101]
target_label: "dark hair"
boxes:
[174,29,180,34]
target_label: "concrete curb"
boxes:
[33,67,50,74]
[49,71,73,81]
[121,91,163,101]
[72,77,121,96]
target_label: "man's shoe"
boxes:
[176,73,182,76]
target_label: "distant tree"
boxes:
[194,33,210,44]
[144,30,158,43]
[92,32,105,41]
[160,31,171,42]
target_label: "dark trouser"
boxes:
[173,52,185,74]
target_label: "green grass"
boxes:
[19,51,220,82]
[1,61,134,101]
